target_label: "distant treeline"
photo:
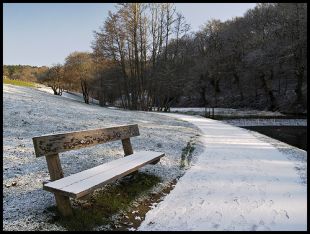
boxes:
[3,3,307,114]
[3,65,48,82]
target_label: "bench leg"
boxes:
[122,138,133,156]
[150,159,160,165]
[45,154,72,217]
[54,193,73,217]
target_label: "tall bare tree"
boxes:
[63,52,95,104]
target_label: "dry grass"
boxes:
[3,78,37,88]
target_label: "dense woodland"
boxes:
[3,65,48,82]
[3,3,307,114]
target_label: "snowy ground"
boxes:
[139,113,307,231]
[3,84,203,231]
[36,84,100,105]
[3,84,307,231]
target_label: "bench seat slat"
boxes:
[43,152,143,189]
[44,151,164,198]
[64,153,162,197]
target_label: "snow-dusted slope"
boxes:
[3,84,306,231]
[3,84,203,231]
[139,113,307,231]
[36,84,99,104]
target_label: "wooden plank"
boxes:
[122,138,133,156]
[44,151,163,193]
[42,180,51,185]
[64,153,163,198]
[45,154,73,217]
[33,124,140,157]
[44,151,146,190]
[44,151,165,198]
[61,152,164,198]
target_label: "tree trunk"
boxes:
[294,65,305,106]
[233,73,244,101]
[259,72,276,111]
[81,80,89,104]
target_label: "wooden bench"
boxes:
[32,124,165,217]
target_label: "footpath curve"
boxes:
[139,113,307,231]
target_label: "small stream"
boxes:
[242,126,307,151]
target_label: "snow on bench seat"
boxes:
[43,151,164,198]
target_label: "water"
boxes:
[242,126,307,151]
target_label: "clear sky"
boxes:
[3,3,257,67]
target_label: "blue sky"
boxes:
[3,3,257,67]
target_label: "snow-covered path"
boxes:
[139,113,307,231]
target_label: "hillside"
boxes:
[3,84,203,231]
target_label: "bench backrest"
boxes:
[32,124,140,157]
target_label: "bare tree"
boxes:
[40,64,64,95]
[63,52,95,104]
